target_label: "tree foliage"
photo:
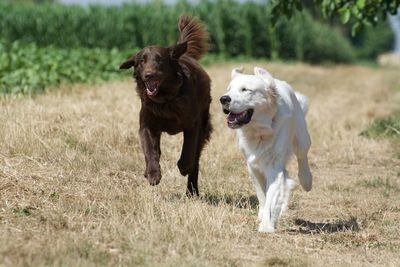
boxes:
[271,0,400,34]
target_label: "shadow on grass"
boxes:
[201,193,259,210]
[287,217,360,234]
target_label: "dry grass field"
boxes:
[1,62,400,267]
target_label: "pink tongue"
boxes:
[147,81,158,92]
[227,113,237,122]
[228,111,245,122]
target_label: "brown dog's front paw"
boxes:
[177,159,194,176]
[144,170,161,186]
[148,175,161,186]
[186,187,199,197]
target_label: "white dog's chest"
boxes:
[237,131,276,169]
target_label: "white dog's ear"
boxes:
[231,67,244,79]
[254,67,275,88]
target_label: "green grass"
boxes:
[361,112,400,139]
[13,207,33,217]
[361,112,400,158]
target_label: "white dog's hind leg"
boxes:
[293,118,312,191]
[258,169,295,233]
[279,172,296,217]
[297,154,312,192]
[247,164,266,221]
[293,93,313,192]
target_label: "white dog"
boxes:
[220,67,313,232]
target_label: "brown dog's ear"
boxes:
[119,54,137,69]
[169,42,187,60]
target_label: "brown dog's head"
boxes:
[120,42,187,103]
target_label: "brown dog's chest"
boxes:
[140,97,199,134]
[152,117,187,135]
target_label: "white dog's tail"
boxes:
[294,92,309,115]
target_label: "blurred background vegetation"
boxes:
[0,0,398,94]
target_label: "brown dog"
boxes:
[119,15,212,196]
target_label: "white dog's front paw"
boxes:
[258,223,276,233]
[257,209,264,222]
[258,218,276,233]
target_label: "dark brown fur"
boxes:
[120,15,212,196]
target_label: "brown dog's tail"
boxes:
[177,14,209,61]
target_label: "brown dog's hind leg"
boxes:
[186,112,212,197]
[187,164,199,196]
[178,127,199,177]
[179,127,199,196]
[139,127,162,186]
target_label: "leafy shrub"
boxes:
[0,42,132,94]
[351,21,394,60]
[276,12,356,63]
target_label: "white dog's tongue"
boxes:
[228,111,247,122]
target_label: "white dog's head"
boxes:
[220,67,277,129]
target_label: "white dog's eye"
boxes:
[241,88,248,92]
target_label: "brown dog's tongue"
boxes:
[146,81,159,92]
[151,81,159,90]
[145,81,161,96]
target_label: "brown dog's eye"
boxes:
[140,58,145,64]
[155,55,161,63]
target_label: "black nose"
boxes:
[144,71,156,80]
[219,95,231,105]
